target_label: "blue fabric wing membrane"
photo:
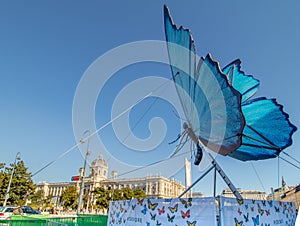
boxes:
[223,60,259,102]
[223,62,297,161]
[164,6,245,156]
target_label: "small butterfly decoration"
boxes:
[119,204,124,213]
[252,214,260,226]
[180,198,192,208]
[137,198,144,206]
[141,204,147,215]
[131,204,136,210]
[257,203,264,216]
[158,206,165,215]
[265,209,270,216]
[168,203,179,213]
[243,212,249,222]
[150,212,156,221]
[167,213,175,222]
[267,200,273,208]
[187,220,197,226]
[148,199,159,211]
[234,217,243,226]
[156,220,162,226]
[181,209,190,219]
[118,218,122,224]
[237,208,242,215]
[283,204,287,214]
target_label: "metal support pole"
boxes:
[213,167,217,197]
[77,131,90,215]
[179,153,243,204]
[183,127,243,203]
[210,157,243,204]
[178,165,214,198]
[4,152,20,206]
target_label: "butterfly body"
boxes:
[180,209,190,219]
[141,204,147,215]
[150,212,156,221]
[243,212,249,222]
[252,214,259,226]
[187,221,196,226]
[148,199,158,211]
[234,217,243,226]
[180,198,192,208]
[158,206,165,215]
[168,203,178,213]
[257,203,264,216]
[167,213,175,222]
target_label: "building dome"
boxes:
[89,155,108,180]
[90,155,108,168]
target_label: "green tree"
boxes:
[93,187,111,210]
[0,160,35,205]
[92,186,146,211]
[61,185,78,210]
[112,189,124,201]
[31,189,45,207]
[123,187,134,200]
[0,163,5,170]
[133,188,146,198]
[0,163,5,204]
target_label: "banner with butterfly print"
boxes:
[295,207,300,225]
[108,197,217,226]
[219,197,297,226]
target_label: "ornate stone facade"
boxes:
[36,155,186,205]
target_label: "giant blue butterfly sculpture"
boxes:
[164,5,297,164]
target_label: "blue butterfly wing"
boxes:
[222,60,259,102]
[195,55,245,155]
[229,97,297,161]
[164,6,245,155]
[164,5,197,130]
[222,61,297,161]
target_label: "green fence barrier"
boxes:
[0,214,108,226]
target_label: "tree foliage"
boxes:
[61,185,78,210]
[93,186,146,210]
[123,187,134,200]
[93,187,111,210]
[0,160,36,205]
[31,189,45,206]
[133,188,146,198]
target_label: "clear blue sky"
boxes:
[0,1,299,196]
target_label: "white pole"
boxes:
[4,152,20,206]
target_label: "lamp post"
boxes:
[77,130,90,215]
[4,152,21,206]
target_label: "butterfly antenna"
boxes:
[170,131,189,158]
[168,133,181,145]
